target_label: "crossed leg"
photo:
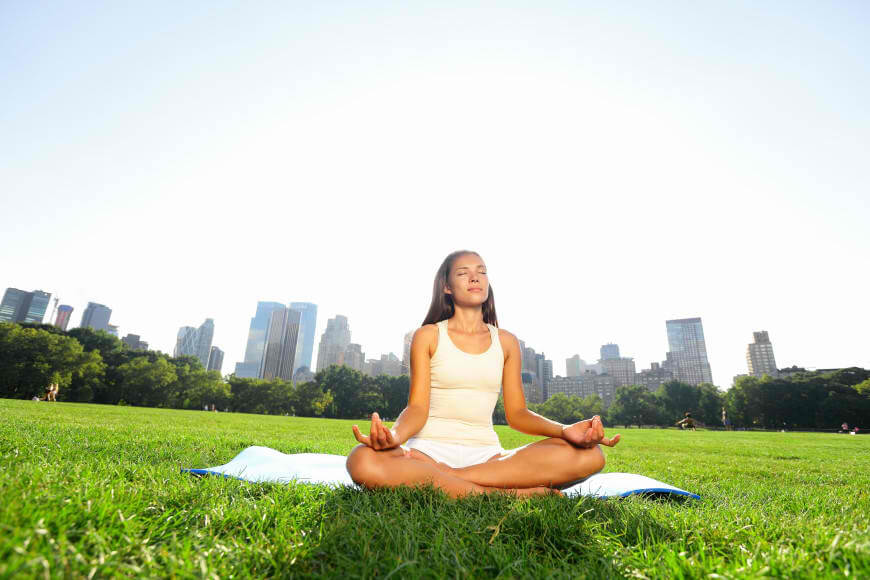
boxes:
[346,444,559,498]
[346,438,605,497]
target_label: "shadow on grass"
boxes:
[290,484,681,579]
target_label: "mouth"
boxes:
[468,288,483,292]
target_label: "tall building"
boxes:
[260,308,301,381]
[107,324,119,337]
[316,315,352,371]
[566,355,587,377]
[342,343,365,372]
[665,317,713,385]
[81,302,112,332]
[207,346,225,373]
[54,305,74,330]
[600,357,637,387]
[365,353,403,377]
[195,319,215,369]
[746,331,778,378]
[0,288,52,324]
[402,330,415,375]
[235,301,284,379]
[600,343,620,360]
[289,302,318,375]
[538,354,553,400]
[174,319,214,368]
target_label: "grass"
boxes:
[1,399,868,578]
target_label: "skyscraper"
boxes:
[566,355,587,377]
[402,330,415,375]
[235,301,284,379]
[174,319,214,368]
[54,305,74,330]
[316,315,352,372]
[600,357,637,387]
[260,308,301,381]
[343,343,365,372]
[665,317,713,385]
[81,302,112,332]
[207,346,225,373]
[289,302,318,375]
[600,344,620,360]
[0,288,52,324]
[195,319,215,369]
[746,331,778,378]
[122,334,148,350]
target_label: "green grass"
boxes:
[1,399,868,578]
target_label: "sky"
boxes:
[2,1,868,388]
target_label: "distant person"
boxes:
[32,395,41,402]
[346,250,621,498]
[676,412,696,431]
[721,407,731,430]
[45,382,59,402]
[841,422,849,433]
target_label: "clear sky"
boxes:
[2,1,868,387]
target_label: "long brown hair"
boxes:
[422,250,498,327]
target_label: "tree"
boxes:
[115,356,177,406]
[0,323,104,399]
[608,385,660,427]
[656,381,700,422]
[316,365,382,418]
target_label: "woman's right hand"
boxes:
[352,411,401,451]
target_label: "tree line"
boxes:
[2,322,868,429]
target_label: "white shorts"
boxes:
[403,437,505,469]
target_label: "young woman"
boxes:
[346,250,621,497]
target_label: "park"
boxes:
[1,399,867,578]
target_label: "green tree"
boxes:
[608,385,660,427]
[0,323,104,399]
[115,356,177,406]
[656,381,700,422]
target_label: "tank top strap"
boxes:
[487,324,500,351]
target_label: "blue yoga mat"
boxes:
[183,446,700,500]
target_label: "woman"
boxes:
[346,250,621,497]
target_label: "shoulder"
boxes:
[496,328,521,353]
[412,324,439,352]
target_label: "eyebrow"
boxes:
[455,265,486,270]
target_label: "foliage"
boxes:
[608,385,662,427]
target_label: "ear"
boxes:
[443,283,452,295]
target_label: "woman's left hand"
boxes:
[561,416,621,448]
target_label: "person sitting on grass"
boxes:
[676,412,696,431]
[346,250,621,498]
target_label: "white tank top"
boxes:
[413,319,503,447]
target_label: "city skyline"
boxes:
[0,282,864,387]
[3,3,868,387]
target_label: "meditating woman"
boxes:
[346,250,621,497]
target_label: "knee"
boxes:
[571,443,605,478]
[346,444,383,487]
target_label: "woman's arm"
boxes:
[352,325,434,449]
[500,331,620,447]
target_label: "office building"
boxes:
[81,302,112,332]
[289,302,318,375]
[207,346,224,373]
[235,301,284,379]
[54,305,74,330]
[747,331,778,378]
[600,357,637,387]
[665,317,713,385]
[0,288,52,324]
[522,371,543,404]
[600,343,620,360]
[566,355,588,378]
[402,330,415,375]
[260,308,300,381]
[342,343,365,372]
[174,319,214,368]
[122,334,149,350]
[547,374,618,407]
[365,353,403,377]
[636,362,673,392]
[316,315,352,371]
[107,324,119,337]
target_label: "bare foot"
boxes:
[511,486,563,497]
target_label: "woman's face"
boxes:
[445,253,489,306]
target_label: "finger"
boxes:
[601,434,621,447]
[352,425,371,446]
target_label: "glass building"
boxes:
[665,317,713,385]
[289,302,318,375]
[81,302,112,332]
[0,288,51,324]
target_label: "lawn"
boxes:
[1,399,868,578]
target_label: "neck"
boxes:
[449,305,486,333]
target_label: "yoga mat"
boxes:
[183,446,700,500]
